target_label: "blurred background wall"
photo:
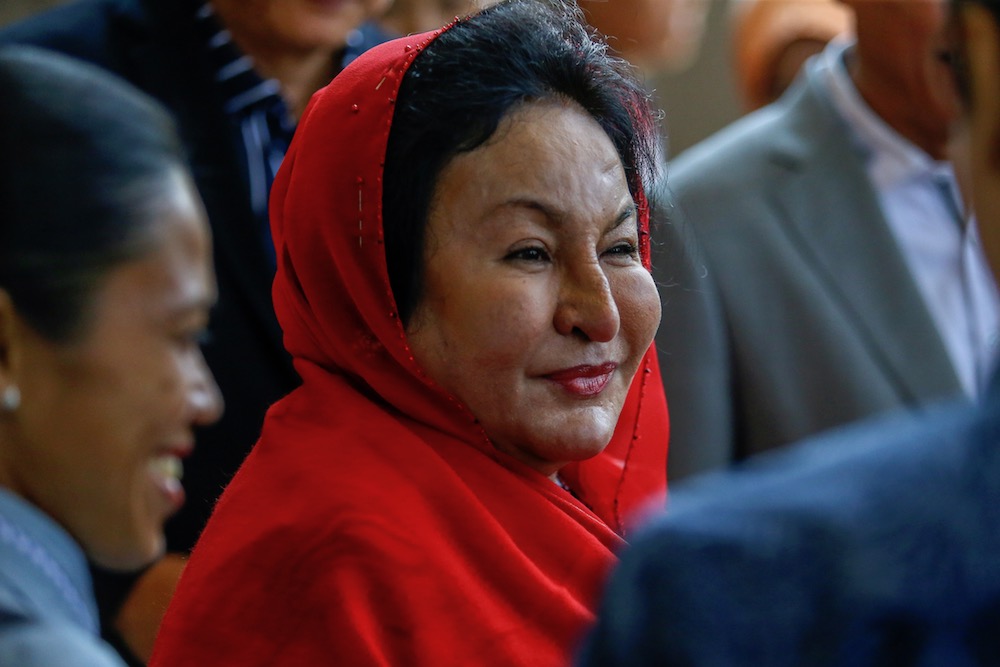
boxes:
[653,0,742,157]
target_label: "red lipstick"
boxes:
[545,362,617,397]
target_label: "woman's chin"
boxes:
[88,535,166,573]
[530,430,616,473]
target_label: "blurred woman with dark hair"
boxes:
[0,47,221,665]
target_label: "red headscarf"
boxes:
[151,24,668,667]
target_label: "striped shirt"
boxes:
[193,2,391,267]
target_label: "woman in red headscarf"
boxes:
[150,1,668,664]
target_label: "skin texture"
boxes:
[957,1,1000,277]
[841,0,958,159]
[210,0,393,116]
[0,168,222,572]
[406,99,661,478]
[579,0,710,72]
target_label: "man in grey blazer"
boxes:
[658,0,1000,479]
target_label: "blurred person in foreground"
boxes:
[579,2,1000,662]
[150,1,668,664]
[0,46,221,665]
[0,0,392,661]
[658,0,999,481]
[730,0,853,112]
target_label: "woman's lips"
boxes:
[544,362,617,397]
[149,445,191,513]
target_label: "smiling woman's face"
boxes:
[405,100,660,477]
[0,170,222,570]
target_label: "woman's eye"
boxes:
[506,246,550,262]
[604,241,639,258]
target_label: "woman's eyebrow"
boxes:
[609,202,638,231]
[492,199,637,231]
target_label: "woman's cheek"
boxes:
[617,268,661,352]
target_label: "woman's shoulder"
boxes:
[0,611,126,667]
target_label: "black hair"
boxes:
[382,0,659,325]
[0,46,189,342]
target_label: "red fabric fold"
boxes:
[151,27,668,667]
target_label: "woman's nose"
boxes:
[553,261,620,342]
[189,356,224,427]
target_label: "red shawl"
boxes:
[151,27,668,667]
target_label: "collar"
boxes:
[0,488,99,634]
[813,38,953,194]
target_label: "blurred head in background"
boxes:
[579,0,711,73]
[730,0,853,111]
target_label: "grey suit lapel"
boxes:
[765,70,962,402]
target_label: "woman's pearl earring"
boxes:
[1,385,20,412]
